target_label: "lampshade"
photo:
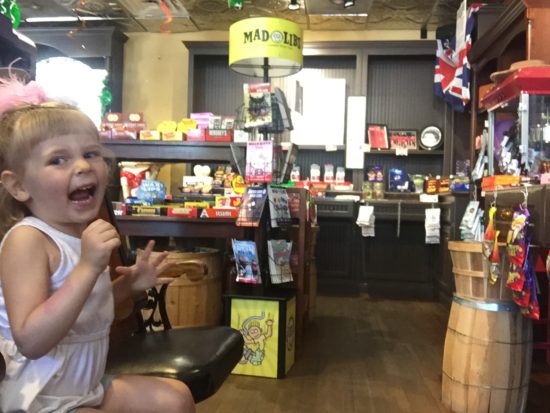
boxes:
[229,17,303,79]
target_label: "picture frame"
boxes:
[388,130,418,150]
[367,124,388,149]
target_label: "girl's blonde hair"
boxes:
[0,103,100,238]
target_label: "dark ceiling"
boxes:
[17,0,467,34]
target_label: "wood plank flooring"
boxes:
[197,294,550,413]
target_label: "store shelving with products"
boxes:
[468,1,550,364]
[102,139,314,352]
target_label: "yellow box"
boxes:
[162,131,184,141]
[139,130,161,140]
[224,290,295,378]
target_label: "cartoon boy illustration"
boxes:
[239,313,273,366]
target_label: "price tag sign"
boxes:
[395,147,408,156]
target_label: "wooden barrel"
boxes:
[441,296,532,413]
[150,247,223,328]
[448,240,513,303]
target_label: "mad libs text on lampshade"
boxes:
[229,17,303,79]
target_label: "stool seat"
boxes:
[106,325,244,403]
[0,351,5,382]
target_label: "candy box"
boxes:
[139,130,161,140]
[162,131,184,141]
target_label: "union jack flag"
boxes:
[435,2,484,112]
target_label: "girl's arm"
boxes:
[0,220,120,359]
[112,240,173,305]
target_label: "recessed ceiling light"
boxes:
[344,0,355,8]
[288,0,300,10]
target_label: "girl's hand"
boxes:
[80,219,121,275]
[114,240,173,293]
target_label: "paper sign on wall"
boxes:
[345,96,366,169]
[290,78,346,147]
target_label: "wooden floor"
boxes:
[197,294,550,413]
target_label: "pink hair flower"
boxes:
[0,77,48,115]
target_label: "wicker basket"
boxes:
[448,241,513,303]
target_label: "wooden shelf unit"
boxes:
[468,1,550,364]
[104,140,315,354]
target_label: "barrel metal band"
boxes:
[453,294,519,313]
[442,371,530,391]
[446,325,532,346]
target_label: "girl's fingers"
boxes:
[151,252,169,267]
[140,240,155,260]
[115,265,131,275]
[155,261,172,276]
[156,277,176,285]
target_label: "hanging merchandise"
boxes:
[482,204,496,259]
[425,207,441,244]
[459,200,482,241]
[519,253,540,320]
[488,230,500,284]
[503,201,539,319]
[356,205,375,237]
[506,206,529,292]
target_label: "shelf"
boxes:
[102,141,445,163]
[364,149,443,156]
[102,140,235,163]
[480,67,550,111]
[115,215,246,239]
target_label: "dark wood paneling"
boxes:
[366,55,445,132]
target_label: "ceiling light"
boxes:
[344,0,355,8]
[288,0,300,10]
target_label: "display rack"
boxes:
[102,140,313,354]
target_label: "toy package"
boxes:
[388,168,411,192]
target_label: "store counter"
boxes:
[314,193,461,300]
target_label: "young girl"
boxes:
[0,79,196,413]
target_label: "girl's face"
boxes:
[18,133,108,237]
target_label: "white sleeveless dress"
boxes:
[0,216,114,412]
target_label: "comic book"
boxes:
[243,82,272,129]
[245,140,273,184]
[236,186,268,227]
[267,239,293,284]
[232,239,262,284]
[267,185,292,228]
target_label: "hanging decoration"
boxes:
[99,77,112,119]
[158,0,173,33]
[228,0,244,10]
[434,2,484,112]
[0,0,21,29]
